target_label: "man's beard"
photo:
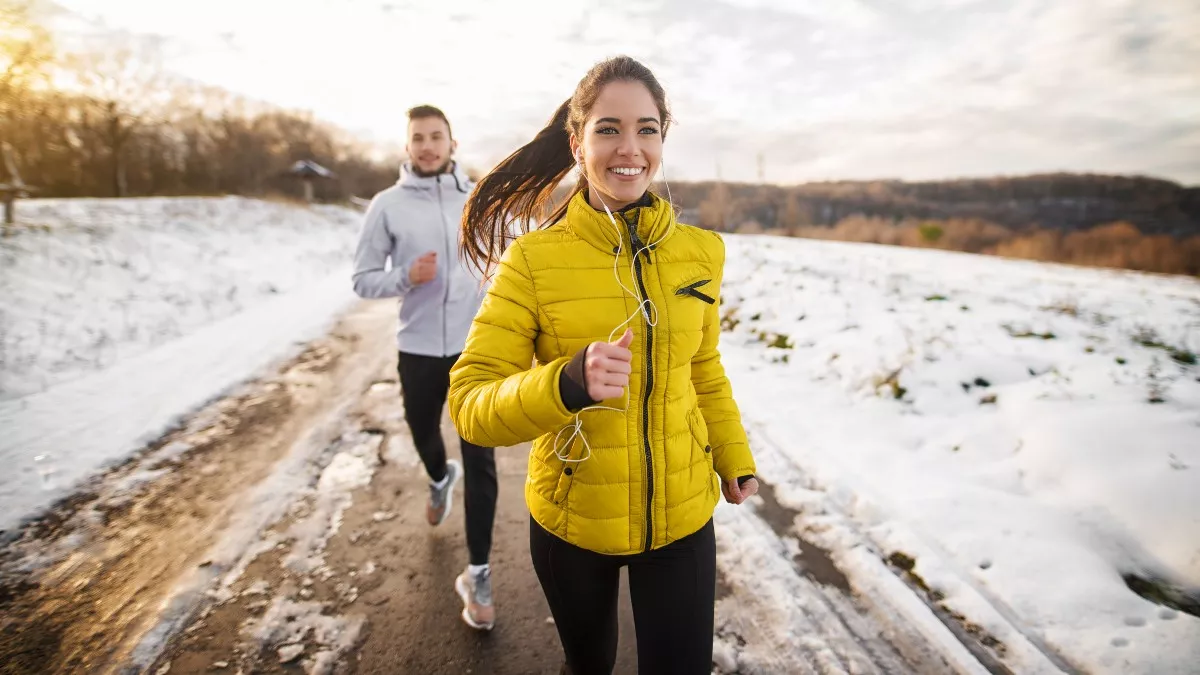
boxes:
[412,157,453,177]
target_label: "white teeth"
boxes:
[609,167,644,176]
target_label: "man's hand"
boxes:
[584,328,634,401]
[408,251,437,286]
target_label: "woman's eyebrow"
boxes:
[596,117,661,125]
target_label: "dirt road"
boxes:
[1,300,969,674]
[149,358,640,675]
[0,301,637,675]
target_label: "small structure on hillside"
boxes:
[1,143,36,227]
[287,160,336,203]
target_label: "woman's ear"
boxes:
[569,135,580,163]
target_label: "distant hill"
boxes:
[661,174,1200,237]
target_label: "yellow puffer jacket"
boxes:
[448,190,755,555]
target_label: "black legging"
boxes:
[397,351,497,566]
[529,516,716,675]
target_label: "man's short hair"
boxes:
[407,105,452,139]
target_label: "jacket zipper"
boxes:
[624,213,655,552]
[436,175,450,356]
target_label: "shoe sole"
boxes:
[431,460,462,527]
[455,574,495,631]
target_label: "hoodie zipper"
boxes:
[624,212,655,553]
[436,175,450,356]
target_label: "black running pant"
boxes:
[396,350,496,566]
[530,516,717,675]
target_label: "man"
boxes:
[352,105,496,631]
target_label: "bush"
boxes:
[792,216,1199,277]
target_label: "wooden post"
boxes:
[2,144,30,228]
[3,192,13,226]
[304,179,314,204]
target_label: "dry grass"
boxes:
[988,222,1200,276]
[776,217,1200,276]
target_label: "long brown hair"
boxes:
[460,55,672,277]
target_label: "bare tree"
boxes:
[0,0,54,109]
[699,180,731,231]
[778,192,814,230]
[0,18,403,203]
[69,31,167,197]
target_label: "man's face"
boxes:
[406,116,455,175]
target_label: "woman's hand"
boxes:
[722,476,759,505]
[584,328,634,401]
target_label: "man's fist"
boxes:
[409,251,437,286]
[584,328,634,401]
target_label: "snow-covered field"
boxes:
[0,197,358,399]
[0,196,362,532]
[2,196,1197,673]
[717,235,1200,673]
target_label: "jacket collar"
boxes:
[565,189,676,255]
[397,160,472,194]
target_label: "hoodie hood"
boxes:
[398,160,473,194]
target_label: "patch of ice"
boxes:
[278,643,305,663]
[244,596,364,675]
[282,431,382,574]
[383,435,419,467]
[145,441,194,468]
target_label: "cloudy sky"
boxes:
[53,0,1200,184]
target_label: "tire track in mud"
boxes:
[0,301,395,674]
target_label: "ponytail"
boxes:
[460,98,584,278]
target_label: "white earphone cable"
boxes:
[552,155,673,463]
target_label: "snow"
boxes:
[717,234,1200,673]
[282,430,382,574]
[0,196,362,533]
[3,193,1198,673]
[200,428,381,674]
[246,596,364,675]
[712,499,950,673]
[127,399,390,672]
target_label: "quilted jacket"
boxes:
[448,190,756,555]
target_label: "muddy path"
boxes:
[0,300,639,675]
[0,302,396,673]
[149,363,640,675]
[1,298,973,674]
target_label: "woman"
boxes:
[448,55,758,675]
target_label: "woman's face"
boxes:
[572,80,664,211]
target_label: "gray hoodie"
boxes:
[352,162,485,357]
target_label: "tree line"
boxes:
[1,0,400,202]
[5,1,1196,274]
[671,175,1200,238]
[662,178,1200,275]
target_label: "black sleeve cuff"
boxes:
[737,474,756,488]
[559,345,598,412]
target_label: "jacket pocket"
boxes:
[552,463,577,504]
[671,276,715,338]
[675,277,716,305]
[687,408,717,500]
[687,408,712,458]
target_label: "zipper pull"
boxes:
[625,219,648,261]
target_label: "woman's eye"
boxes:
[596,127,617,135]
[639,127,659,134]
